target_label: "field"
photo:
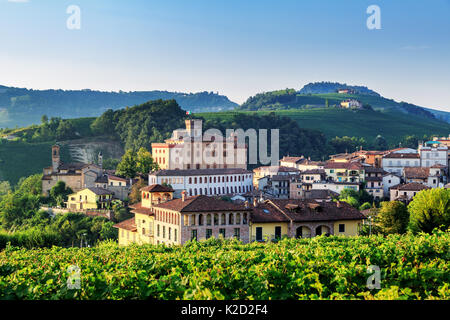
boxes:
[0,141,72,185]
[0,232,448,300]
[198,108,450,144]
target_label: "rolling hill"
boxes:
[198,108,450,145]
[0,85,238,128]
[239,82,448,122]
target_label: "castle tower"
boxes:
[185,119,203,138]
[98,151,103,169]
[52,145,60,172]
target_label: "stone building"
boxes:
[42,145,103,196]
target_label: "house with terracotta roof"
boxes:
[279,156,324,171]
[403,166,446,188]
[115,185,251,246]
[382,172,401,197]
[253,165,299,188]
[389,183,430,202]
[382,152,420,175]
[250,199,366,241]
[66,187,113,211]
[324,162,365,183]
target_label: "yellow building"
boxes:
[250,199,366,241]
[114,184,175,246]
[66,187,113,211]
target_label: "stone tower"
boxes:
[52,145,60,172]
[98,151,103,169]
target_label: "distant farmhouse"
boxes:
[337,88,357,94]
[340,99,363,109]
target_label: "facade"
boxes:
[324,162,365,183]
[382,152,421,175]
[151,119,247,171]
[115,186,251,246]
[250,199,365,241]
[307,181,360,194]
[389,183,430,202]
[419,143,448,168]
[364,167,387,200]
[382,173,401,196]
[149,168,253,198]
[94,174,132,201]
[253,165,299,188]
[66,187,113,211]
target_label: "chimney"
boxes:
[181,190,186,202]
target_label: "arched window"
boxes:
[199,214,203,226]
[229,213,234,225]
[236,213,241,225]
[221,213,226,225]
[189,177,192,184]
[206,214,212,226]
[214,214,219,225]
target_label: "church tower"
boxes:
[52,145,60,172]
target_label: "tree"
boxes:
[136,147,158,174]
[49,181,73,207]
[15,174,43,196]
[373,135,388,151]
[41,115,48,125]
[129,178,147,204]
[116,149,138,179]
[408,189,450,233]
[0,181,11,197]
[378,201,409,234]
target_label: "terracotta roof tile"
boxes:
[113,218,137,232]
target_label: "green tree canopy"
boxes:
[136,147,158,174]
[116,149,138,179]
[378,201,409,234]
[408,188,450,233]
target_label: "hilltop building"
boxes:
[151,119,247,171]
[340,99,362,109]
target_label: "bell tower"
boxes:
[52,145,60,172]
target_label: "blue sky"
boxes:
[0,0,449,110]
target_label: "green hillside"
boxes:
[198,108,450,144]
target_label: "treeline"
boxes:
[201,112,330,162]
[298,81,381,96]
[238,90,343,111]
[0,85,238,127]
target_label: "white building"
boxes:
[382,173,401,196]
[419,143,448,168]
[149,168,253,198]
[382,152,420,175]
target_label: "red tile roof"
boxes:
[153,195,249,212]
[129,203,154,216]
[390,183,430,191]
[113,218,137,232]
[141,184,174,193]
[251,199,365,223]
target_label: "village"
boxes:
[38,119,450,246]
